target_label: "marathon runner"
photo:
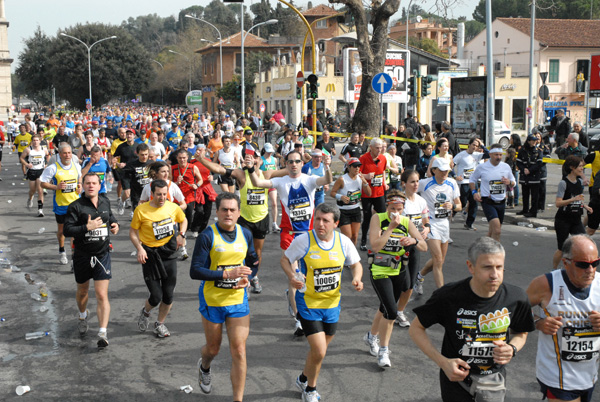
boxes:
[112,129,138,215]
[213,135,239,193]
[14,124,32,178]
[453,137,488,231]
[359,138,388,251]
[260,143,281,233]
[20,134,50,217]
[63,173,119,349]
[139,161,186,209]
[122,143,152,218]
[129,179,187,339]
[81,145,112,196]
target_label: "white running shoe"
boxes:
[97,332,109,349]
[302,389,321,402]
[294,319,304,337]
[295,375,307,392]
[37,209,44,217]
[396,311,411,328]
[180,248,189,260]
[27,198,33,208]
[272,222,281,233]
[137,308,150,332]
[130,211,134,219]
[378,348,391,368]
[414,279,424,295]
[197,358,212,394]
[153,322,171,338]
[363,332,380,356]
[117,199,124,215]
[59,251,68,265]
[191,231,199,238]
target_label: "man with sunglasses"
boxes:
[249,150,333,336]
[527,234,600,402]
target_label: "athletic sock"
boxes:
[379,346,389,353]
[299,373,308,383]
[416,272,424,282]
[38,200,43,209]
[306,386,316,393]
[98,328,107,334]
[200,364,210,373]
[79,311,88,319]
[59,247,65,253]
[143,308,150,316]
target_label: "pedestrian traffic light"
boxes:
[296,86,302,100]
[236,84,242,101]
[407,76,416,98]
[421,75,433,97]
[307,74,319,100]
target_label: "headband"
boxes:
[386,196,405,205]
[489,148,504,154]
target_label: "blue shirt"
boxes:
[81,157,111,193]
[302,162,325,192]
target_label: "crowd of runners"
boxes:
[2,106,600,402]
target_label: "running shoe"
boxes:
[154,322,171,338]
[285,289,295,317]
[294,319,304,337]
[250,276,263,294]
[448,237,454,244]
[124,198,132,208]
[363,332,380,356]
[117,199,124,215]
[378,348,391,368]
[414,278,424,295]
[180,248,189,260]
[395,311,411,328]
[59,251,68,265]
[130,211,134,219]
[97,332,109,349]
[197,358,212,394]
[302,389,321,402]
[37,209,44,217]
[360,242,367,251]
[272,222,281,233]
[137,308,150,332]
[295,375,307,392]
[464,224,477,231]
[27,198,33,208]
[78,309,89,335]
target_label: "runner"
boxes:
[260,143,281,233]
[129,179,187,338]
[40,143,82,265]
[249,150,333,336]
[14,124,32,178]
[112,129,138,215]
[282,203,363,402]
[363,190,426,368]
[190,145,218,237]
[551,156,592,270]
[63,173,119,348]
[122,143,152,218]
[338,133,362,164]
[413,158,461,293]
[410,237,535,402]
[139,161,186,209]
[469,144,515,240]
[359,138,388,251]
[78,130,95,161]
[81,145,112,196]
[213,135,239,193]
[329,157,371,245]
[527,234,600,402]
[384,144,403,190]
[94,128,111,159]
[301,149,328,207]
[166,122,184,150]
[453,137,487,230]
[189,192,258,400]
[20,134,49,217]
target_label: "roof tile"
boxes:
[498,18,600,48]
[303,4,339,17]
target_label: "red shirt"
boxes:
[171,163,197,204]
[359,152,387,198]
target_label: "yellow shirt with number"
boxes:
[14,133,32,153]
[131,201,186,248]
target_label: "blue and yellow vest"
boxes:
[53,162,79,213]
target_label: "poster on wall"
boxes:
[343,48,410,104]
[590,54,600,97]
[451,76,487,145]
[437,69,469,105]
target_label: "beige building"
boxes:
[389,18,457,56]
[0,0,12,118]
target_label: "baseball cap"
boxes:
[347,157,361,167]
[236,126,244,132]
[263,143,274,153]
[432,158,451,171]
[527,134,537,141]
[243,129,253,136]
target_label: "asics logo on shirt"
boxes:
[457,308,477,316]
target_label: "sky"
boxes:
[5,0,480,72]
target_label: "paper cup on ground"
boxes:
[16,385,31,395]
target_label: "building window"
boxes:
[511,99,526,131]
[316,19,327,29]
[495,99,503,121]
[507,38,510,44]
[549,59,559,83]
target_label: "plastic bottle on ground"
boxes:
[25,331,49,340]
[38,227,46,234]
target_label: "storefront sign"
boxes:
[500,84,516,91]
[274,83,292,91]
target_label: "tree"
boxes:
[15,26,53,108]
[49,23,152,109]
[464,20,485,42]
[120,14,178,55]
[473,0,531,23]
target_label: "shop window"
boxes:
[511,99,526,131]
[549,60,559,83]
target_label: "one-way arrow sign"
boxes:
[372,72,393,94]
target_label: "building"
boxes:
[0,0,12,117]
[389,17,457,56]
[464,18,600,124]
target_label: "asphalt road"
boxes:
[0,147,599,402]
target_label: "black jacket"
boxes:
[516,144,543,184]
[64,194,118,256]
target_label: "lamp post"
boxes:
[151,60,164,105]
[184,14,223,89]
[168,50,192,92]
[241,19,278,116]
[60,33,117,110]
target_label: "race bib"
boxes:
[214,265,241,289]
[390,172,400,182]
[489,180,505,195]
[31,155,44,167]
[172,137,180,145]
[382,232,405,253]
[152,217,174,240]
[434,202,450,218]
[247,188,266,205]
[135,167,150,186]
[568,200,583,214]
[463,168,475,179]
[85,223,108,241]
[561,326,600,362]
[459,341,495,367]
[348,190,362,205]
[20,140,28,146]
[62,179,77,193]
[372,174,384,187]
[290,201,311,222]
[406,213,423,231]
[313,266,342,293]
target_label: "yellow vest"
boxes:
[54,162,79,207]
[300,230,345,310]
[240,170,268,222]
[590,151,600,187]
[202,224,248,307]
[370,213,410,277]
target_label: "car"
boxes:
[586,121,600,151]
[493,120,511,148]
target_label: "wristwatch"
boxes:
[179,232,186,239]
[507,343,517,357]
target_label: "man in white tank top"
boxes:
[527,234,600,402]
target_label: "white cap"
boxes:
[263,143,274,153]
[432,158,451,171]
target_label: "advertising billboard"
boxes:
[437,69,469,105]
[343,48,410,103]
[451,76,487,145]
[590,55,600,97]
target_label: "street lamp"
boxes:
[185,14,223,89]
[241,19,278,116]
[168,50,192,92]
[151,60,164,105]
[60,33,117,110]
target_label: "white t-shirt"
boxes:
[453,150,485,185]
[284,230,361,266]
[148,142,166,159]
[140,180,185,203]
[271,174,319,231]
[469,161,515,202]
[418,176,460,222]
[403,194,429,232]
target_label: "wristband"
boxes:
[335,193,342,201]
[507,343,517,357]
[247,166,255,174]
[471,189,477,195]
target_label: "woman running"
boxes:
[426,138,454,178]
[214,135,239,193]
[19,134,49,217]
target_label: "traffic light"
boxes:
[307,74,319,99]
[407,76,416,98]
[421,75,433,97]
[296,86,302,100]
[235,84,242,101]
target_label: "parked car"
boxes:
[586,121,600,152]
[493,120,512,148]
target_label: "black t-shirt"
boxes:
[113,142,137,166]
[359,141,369,155]
[52,133,70,150]
[105,127,118,141]
[316,140,335,155]
[413,278,534,376]
[123,159,151,195]
[341,143,363,159]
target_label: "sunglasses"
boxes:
[566,258,600,269]
[287,159,302,164]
